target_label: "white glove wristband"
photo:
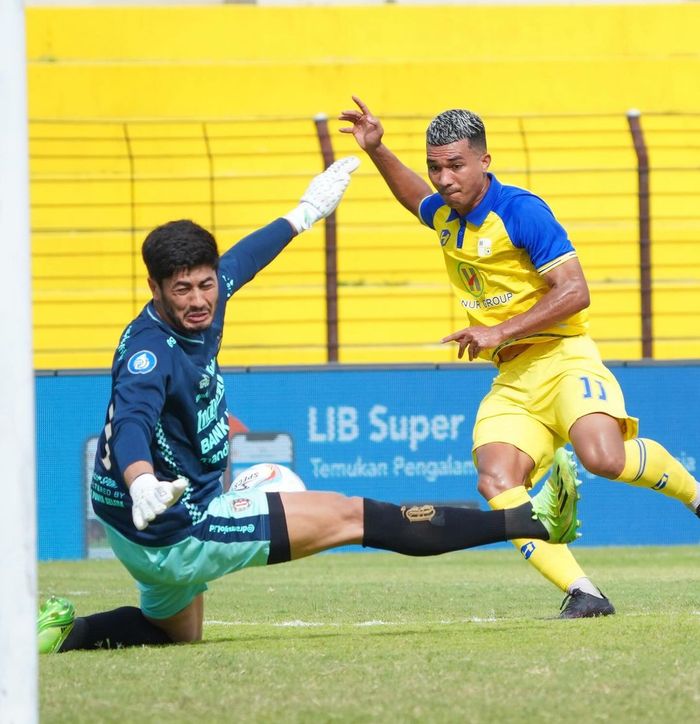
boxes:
[284,202,320,234]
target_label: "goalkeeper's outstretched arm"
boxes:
[219,156,360,294]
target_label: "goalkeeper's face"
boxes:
[150,264,219,333]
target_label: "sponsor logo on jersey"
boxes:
[457,263,485,298]
[440,229,451,246]
[127,350,157,375]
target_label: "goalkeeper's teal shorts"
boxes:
[103,488,273,619]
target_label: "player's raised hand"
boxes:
[339,96,385,152]
[129,474,188,531]
[442,325,504,361]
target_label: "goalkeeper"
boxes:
[39,157,582,653]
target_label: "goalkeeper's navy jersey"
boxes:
[91,218,294,545]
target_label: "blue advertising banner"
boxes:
[36,363,700,560]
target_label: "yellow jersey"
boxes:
[419,173,588,363]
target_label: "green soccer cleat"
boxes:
[38,595,75,654]
[531,447,582,544]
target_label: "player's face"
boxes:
[426,140,491,216]
[150,265,219,333]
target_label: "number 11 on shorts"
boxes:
[580,375,607,400]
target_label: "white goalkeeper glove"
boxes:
[129,473,188,531]
[284,156,360,234]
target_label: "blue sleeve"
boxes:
[218,218,295,300]
[110,340,171,473]
[418,194,444,229]
[502,194,574,270]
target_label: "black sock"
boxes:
[503,502,549,540]
[60,606,173,651]
[362,500,548,556]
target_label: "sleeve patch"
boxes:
[127,350,158,375]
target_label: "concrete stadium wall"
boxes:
[26,5,700,117]
[26,6,700,368]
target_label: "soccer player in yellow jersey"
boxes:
[340,96,700,618]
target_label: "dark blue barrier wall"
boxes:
[36,363,700,560]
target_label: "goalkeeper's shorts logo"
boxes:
[401,504,436,522]
[520,541,536,559]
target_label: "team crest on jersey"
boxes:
[127,350,157,375]
[477,237,492,256]
[457,262,485,298]
[440,229,451,246]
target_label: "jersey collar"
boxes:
[446,173,501,226]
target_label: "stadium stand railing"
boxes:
[30,111,700,369]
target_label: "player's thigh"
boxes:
[474,441,537,496]
[473,411,555,489]
[568,412,627,477]
[279,491,364,560]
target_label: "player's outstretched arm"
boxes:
[339,95,432,218]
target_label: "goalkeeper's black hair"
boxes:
[142,219,220,284]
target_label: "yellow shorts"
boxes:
[473,335,638,487]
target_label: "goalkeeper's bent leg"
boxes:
[60,607,173,651]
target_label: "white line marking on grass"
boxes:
[207,611,700,628]
[205,617,506,628]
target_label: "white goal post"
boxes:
[0,0,38,722]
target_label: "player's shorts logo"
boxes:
[231,497,252,513]
[127,350,158,375]
[457,263,485,298]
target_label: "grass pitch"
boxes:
[40,546,699,723]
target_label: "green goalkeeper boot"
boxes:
[38,595,75,654]
[531,447,582,544]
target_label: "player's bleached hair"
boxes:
[142,219,219,284]
[426,109,487,152]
